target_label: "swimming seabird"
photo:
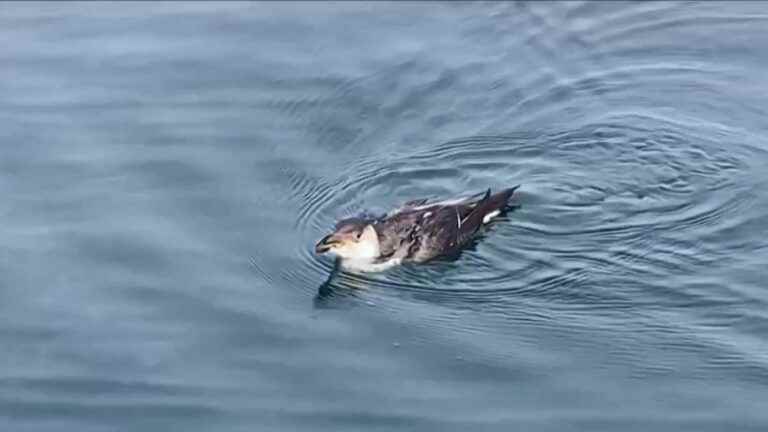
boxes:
[314,185,520,272]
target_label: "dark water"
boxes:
[2,2,768,431]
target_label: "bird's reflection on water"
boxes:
[313,258,366,309]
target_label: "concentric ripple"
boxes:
[238,2,768,412]
[286,110,761,312]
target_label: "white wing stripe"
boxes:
[482,210,500,224]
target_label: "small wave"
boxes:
[286,113,761,327]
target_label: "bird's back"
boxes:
[374,186,519,263]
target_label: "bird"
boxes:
[314,185,520,272]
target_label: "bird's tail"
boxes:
[455,185,521,246]
[487,184,521,213]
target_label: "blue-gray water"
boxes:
[2,2,768,431]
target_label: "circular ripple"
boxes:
[285,113,761,311]
[270,1,768,320]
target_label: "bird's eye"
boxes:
[356,232,362,239]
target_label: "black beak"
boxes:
[315,235,335,254]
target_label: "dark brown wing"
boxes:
[372,210,423,258]
[408,190,489,261]
[380,186,521,262]
[410,187,520,262]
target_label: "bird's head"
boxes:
[315,218,380,261]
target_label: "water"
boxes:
[2,2,768,431]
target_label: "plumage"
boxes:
[315,185,520,272]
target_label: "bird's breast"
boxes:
[340,257,403,273]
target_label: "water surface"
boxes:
[2,2,768,431]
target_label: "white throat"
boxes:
[328,224,381,262]
[333,225,403,273]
